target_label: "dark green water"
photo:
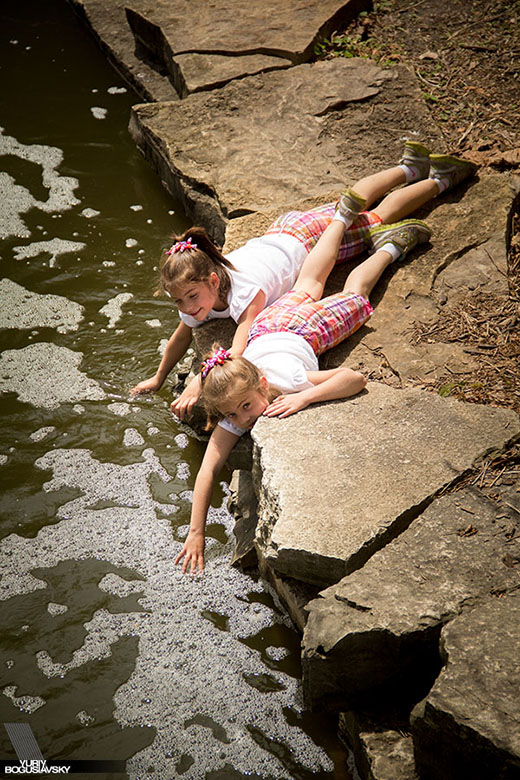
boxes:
[0,2,354,778]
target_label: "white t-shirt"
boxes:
[180,233,306,328]
[218,331,317,437]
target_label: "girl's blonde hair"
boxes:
[157,226,235,301]
[200,343,277,430]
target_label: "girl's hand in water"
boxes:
[171,376,202,420]
[175,530,205,575]
[264,392,309,418]
[130,376,162,396]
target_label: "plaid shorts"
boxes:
[248,289,373,356]
[264,203,382,263]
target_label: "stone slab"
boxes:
[68,0,178,101]
[301,484,520,710]
[339,713,418,780]
[129,57,439,243]
[125,0,368,63]
[411,590,520,780]
[172,52,291,97]
[251,381,519,587]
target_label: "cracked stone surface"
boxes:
[126,0,366,61]
[411,589,520,780]
[251,382,519,588]
[301,484,520,710]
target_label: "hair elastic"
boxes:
[201,347,231,379]
[167,237,198,255]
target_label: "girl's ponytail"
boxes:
[157,226,235,301]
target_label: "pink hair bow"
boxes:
[201,347,231,379]
[167,237,197,255]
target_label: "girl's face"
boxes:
[170,273,221,320]
[218,380,269,430]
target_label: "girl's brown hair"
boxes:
[200,343,278,430]
[157,226,235,302]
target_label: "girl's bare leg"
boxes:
[294,219,345,300]
[343,249,394,300]
[353,166,406,209]
[373,178,439,224]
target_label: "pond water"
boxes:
[0,2,354,778]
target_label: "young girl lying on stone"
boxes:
[174,217,422,573]
[174,152,477,574]
[131,145,476,421]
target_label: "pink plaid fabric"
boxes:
[248,289,373,356]
[264,203,382,264]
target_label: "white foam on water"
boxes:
[99,292,133,328]
[0,278,84,332]
[125,238,138,248]
[108,402,132,417]
[0,128,80,239]
[12,238,86,267]
[90,106,107,120]
[81,207,100,218]
[123,428,145,448]
[3,686,46,714]
[0,343,105,409]
[174,434,189,450]
[1,446,333,778]
[30,426,57,442]
[108,86,127,95]
[175,462,190,481]
[145,319,161,328]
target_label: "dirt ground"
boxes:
[317,0,520,414]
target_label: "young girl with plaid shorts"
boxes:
[132,144,476,422]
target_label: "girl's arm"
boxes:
[131,321,193,395]
[175,425,240,574]
[230,290,266,356]
[264,367,367,418]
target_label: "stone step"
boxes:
[302,480,520,710]
[411,589,520,780]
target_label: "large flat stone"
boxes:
[129,57,438,242]
[301,484,520,710]
[411,590,520,780]
[125,0,368,63]
[251,382,519,588]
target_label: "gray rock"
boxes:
[302,484,520,711]
[252,382,519,588]
[411,590,520,780]
[339,713,418,780]
[228,470,258,568]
